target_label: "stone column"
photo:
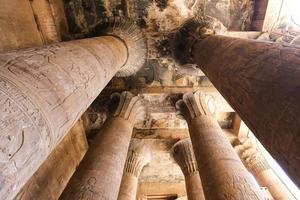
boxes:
[30,0,61,43]
[235,137,295,200]
[15,119,88,200]
[0,19,146,199]
[171,138,205,200]
[176,91,264,200]
[118,140,152,200]
[60,91,145,200]
[172,17,300,187]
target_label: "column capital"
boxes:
[172,16,226,65]
[176,91,215,121]
[171,138,198,175]
[110,91,145,125]
[96,17,147,77]
[124,140,152,177]
[235,137,270,175]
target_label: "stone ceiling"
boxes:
[63,0,300,198]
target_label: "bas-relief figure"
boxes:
[78,177,97,200]
[0,36,126,199]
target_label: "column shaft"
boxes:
[118,173,139,200]
[118,140,151,200]
[61,92,145,200]
[192,35,300,186]
[61,117,133,200]
[15,120,88,200]
[188,115,263,199]
[172,139,205,200]
[185,171,205,200]
[0,36,127,199]
[256,170,294,199]
[235,137,295,199]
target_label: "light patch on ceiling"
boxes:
[290,0,300,26]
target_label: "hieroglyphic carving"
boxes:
[233,135,296,199]
[188,34,300,186]
[14,120,88,200]
[61,92,145,200]
[0,36,128,200]
[78,177,97,200]
[176,91,264,200]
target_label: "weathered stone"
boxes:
[235,137,296,200]
[14,120,88,200]
[30,0,61,44]
[176,91,264,200]
[0,0,43,52]
[172,139,205,200]
[172,17,300,187]
[191,35,300,187]
[60,91,145,200]
[118,139,151,200]
[0,20,146,199]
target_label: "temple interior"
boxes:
[1,0,300,199]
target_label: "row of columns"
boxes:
[173,91,295,200]
[176,91,264,199]
[58,90,291,200]
[173,17,300,186]
[60,92,147,200]
[1,16,300,199]
[234,137,295,199]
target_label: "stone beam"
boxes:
[137,182,186,199]
[224,31,263,39]
[30,0,61,44]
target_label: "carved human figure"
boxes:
[0,19,146,199]
[117,139,152,200]
[234,137,296,200]
[172,138,205,200]
[60,91,145,200]
[176,91,264,200]
[78,177,97,200]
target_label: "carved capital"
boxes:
[172,16,226,65]
[124,140,152,177]
[110,91,145,125]
[96,17,147,77]
[234,137,270,175]
[171,138,198,175]
[176,90,215,121]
